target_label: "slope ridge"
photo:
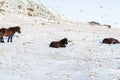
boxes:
[0,0,61,20]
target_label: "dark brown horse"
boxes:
[0,26,21,43]
[102,38,120,44]
[49,38,68,48]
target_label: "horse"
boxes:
[0,26,21,43]
[102,38,120,44]
[49,38,68,48]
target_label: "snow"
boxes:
[0,0,120,80]
[0,0,61,20]
[41,0,120,28]
[0,14,120,80]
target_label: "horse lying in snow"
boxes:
[102,38,120,44]
[49,38,68,48]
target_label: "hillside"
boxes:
[0,14,120,80]
[0,0,120,80]
[0,0,61,20]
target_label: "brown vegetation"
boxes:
[88,21,100,26]
[102,24,111,28]
[0,8,5,12]
[27,7,34,12]
[41,23,45,25]
[28,12,32,16]
[18,5,22,9]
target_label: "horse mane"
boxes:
[9,26,20,29]
[60,38,68,44]
[9,26,21,32]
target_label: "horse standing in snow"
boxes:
[49,38,68,48]
[0,26,21,43]
[102,38,120,44]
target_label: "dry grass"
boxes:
[18,5,22,9]
[41,23,45,25]
[57,21,60,24]
[102,24,111,28]
[28,12,32,16]
[0,8,5,12]
[0,1,5,6]
[27,7,34,12]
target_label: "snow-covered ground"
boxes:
[0,0,120,80]
[0,14,120,80]
[41,0,120,28]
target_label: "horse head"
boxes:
[60,38,68,44]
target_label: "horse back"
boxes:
[4,28,14,36]
[50,41,61,48]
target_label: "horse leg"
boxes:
[7,36,10,42]
[62,45,66,47]
[0,37,2,43]
[61,44,66,47]
[1,37,4,43]
[10,36,13,42]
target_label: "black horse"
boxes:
[49,38,68,48]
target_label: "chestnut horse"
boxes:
[102,38,120,44]
[0,26,21,43]
[49,38,68,48]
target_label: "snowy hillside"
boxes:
[0,0,120,80]
[0,14,120,80]
[0,0,61,20]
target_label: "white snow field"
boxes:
[0,14,120,80]
[0,0,61,20]
[0,0,120,80]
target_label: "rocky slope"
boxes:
[0,0,61,20]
